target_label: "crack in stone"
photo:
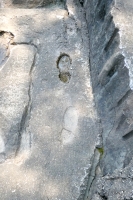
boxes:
[98,194,108,200]
[83,149,101,200]
[13,42,38,156]
[12,41,38,51]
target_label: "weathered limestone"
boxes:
[0,44,36,161]
[0,1,101,199]
[83,0,133,199]
[1,0,133,199]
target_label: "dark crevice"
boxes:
[15,105,28,156]
[79,0,84,7]
[0,31,5,36]
[104,28,119,51]
[98,53,124,86]
[100,195,108,200]
[107,63,118,77]
[0,31,14,37]
[98,4,106,21]
[97,193,108,200]
[82,149,101,200]
[12,41,38,51]
[0,31,6,36]
[123,130,133,140]
[124,198,133,200]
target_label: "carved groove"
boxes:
[15,105,28,155]
[98,52,124,85]
[104,28,119,51]
[123,130,133,140]
[98,4,106,21]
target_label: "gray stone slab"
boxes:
[0,3,99,200]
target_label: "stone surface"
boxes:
[0,1,100,199]
[0,0,63,8]
[0,0,133,199]
[0,43,35,161]
[84,0,133,199]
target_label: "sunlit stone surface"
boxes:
[0,2,100,199]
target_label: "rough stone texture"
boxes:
[84,0,133,199]
[0,1,101,199]
[0,44,35,161]
[1,0,133,199]
[0,0,63,8]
